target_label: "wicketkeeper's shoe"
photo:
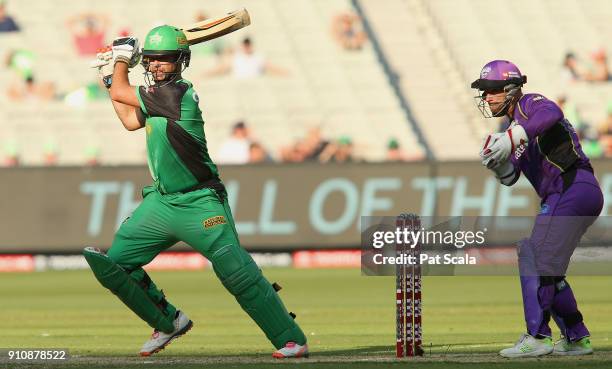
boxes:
[499,333,553,358]
[272,342,309,358]
[553,336,593,356]
[139,310,193,357]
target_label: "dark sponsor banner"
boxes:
[1,161,612,251]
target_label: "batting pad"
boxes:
[211,244,307,349]
[83,247,175,333]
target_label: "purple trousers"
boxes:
[518,169,603,340]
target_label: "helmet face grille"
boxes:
[473,84,522,118]
[141,49,191,88]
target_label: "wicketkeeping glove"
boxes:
[112,37,141,68]
[480,123,528,169]
[480,134,518,185]
[480,132,504,169]
[90,46,114,88]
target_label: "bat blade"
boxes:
[181,8,251,45]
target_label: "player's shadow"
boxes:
[312,343,511,356]
[312,345,397,356]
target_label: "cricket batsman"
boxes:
[85,25,308,358]
[472,60,603,358]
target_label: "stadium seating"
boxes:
[1,0,424,165]
[2,0,610,165]
[361,0,611,158]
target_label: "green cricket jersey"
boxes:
[135,79,220,194]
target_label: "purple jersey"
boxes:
[509,93,593,199]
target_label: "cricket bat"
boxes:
[181,8,251,45]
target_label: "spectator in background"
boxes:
[278,127,330,163]
[2,141,19,167]
[599,134,612,158]
[66,12,108,56]
[319,136,355,163]
[386,138,408,162]
[584,48,610,82]
[331,12,367,51]
[556,95,584,130]
[63,79,108,108]
[216,121,251,164]
[5,49,56,101]
[302,127,329,161]
[84,145,100,166]
[249,142,273,163]
[7,75,56,101]
[576,126,603,159]
[0,0,19,32]
[43,141,59,166]
[561,52,583,82]
[6,49,33,80]
[205,37,288,78]
[279,140,308,163]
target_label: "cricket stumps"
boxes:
[395,213,423,358]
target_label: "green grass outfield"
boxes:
[1,269,611,369]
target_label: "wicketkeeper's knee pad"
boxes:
[83,247,175,333]
[210,244,306,349]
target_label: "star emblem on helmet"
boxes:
[148,32,163,46]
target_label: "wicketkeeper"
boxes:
[86,25,308,358]
[473,60,603,358]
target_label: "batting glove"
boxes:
[90,46,114,88]
[112,37,141,68]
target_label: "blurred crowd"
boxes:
[1,0,611,166]
[562,49,610,83]
[557,97,612,158]
[215,122,419,165]
[558,48,612,158]
[2,3,385,166]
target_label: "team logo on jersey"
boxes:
[203,215,227,228]
[192,91,199,102]
[540,204,550,215]
[514,143,526,160]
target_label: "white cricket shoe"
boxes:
[553,337,593,356]
[139,311,193,356]
[499,333,553,358]
[272,342,309,359]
